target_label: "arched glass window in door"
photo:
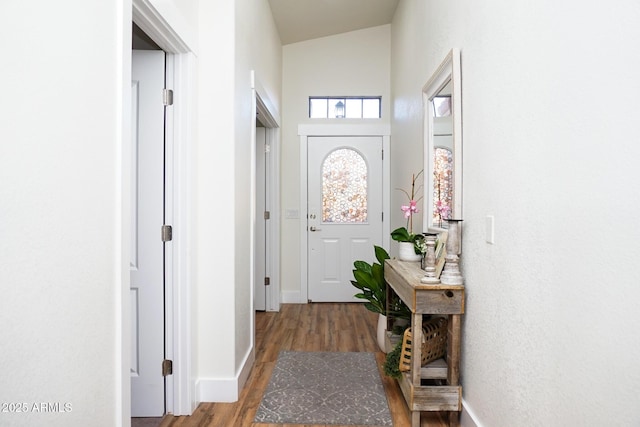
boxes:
[433,147,453,227]
[322,148,368,223]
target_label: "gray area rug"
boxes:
[254,351,393,426]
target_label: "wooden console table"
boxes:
[384,259,465,427]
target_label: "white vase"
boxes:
[377,314,387,353]
[398,241,422,262]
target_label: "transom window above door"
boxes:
[309,97,381,119]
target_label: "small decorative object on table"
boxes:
[399,317,448,372]
[419,232,440,284]
[397,239,422,262]
[440,219,464,285]
[393,171,424,262]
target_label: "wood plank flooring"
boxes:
[159,303,449,427]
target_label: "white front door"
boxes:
[307,136,383,302]
[131,50,166,417]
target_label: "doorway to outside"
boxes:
[299,125,391,304]
[307,136,383,302]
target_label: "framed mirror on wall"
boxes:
[423,48,462,232]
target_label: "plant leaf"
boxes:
[353,260,372,275]
[371,263,385,291]
[350,279,365,290]
[374,245,390,265]
[353,270,377,289]
[364,302,383,315]
[391,227,411,242]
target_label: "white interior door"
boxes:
[131,50,166,417]
[307,136,383,302]
[254,126,268,311]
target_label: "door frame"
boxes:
[127,0,196,417]
[298,124,391,304]
[252,73,281,313]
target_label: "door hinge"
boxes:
[381,149,384,160]
[264,277,271,286]
[264,211,270,220]
[162,89,174,106]
[162,359,173,377]
[265,144,271,153]
[382,212,384,222]
[161,225,173,242]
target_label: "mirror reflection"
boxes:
[423,49,461,232]
[432,81,453,228]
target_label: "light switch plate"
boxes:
[485,215,495,244]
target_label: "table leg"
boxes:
[447,314,461,385]
[411,410,421,427]
[448,410,459,427]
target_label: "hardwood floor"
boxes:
[159,303,449,427]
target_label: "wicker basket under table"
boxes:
[399,317,448,372]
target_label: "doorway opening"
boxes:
[253,80,281,313]
[298,124,391,304]
[127,1,196,420]
[306,136,384,302]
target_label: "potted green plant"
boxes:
[391,227,424,262]
[383,340,404,379]
[351,245,389,316]
[351,245,410,352]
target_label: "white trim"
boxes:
[299,123,390,137]
[252,72,281,312]
[117,2,132,426]
[252,74,281,126]
[249,87,258,346]
[281,290,303,304]
[131,0,195,416]
[132,0,195,54]
[298,123,391,304]
[164,52,176,416]
[461,399,483,427]
[382,135,391,250]
[299,134,309,304]
[265,126,281,312]
[422,48,462,232]
[196,348,256,403]
[165,51,196,416]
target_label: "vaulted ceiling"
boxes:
[268,0,400,45]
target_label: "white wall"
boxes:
[391,1,640,426]
[0,0,280,425]
[234,0,282,383]
[0,1,129,426]
[195,0,281,402]
[280,25,391,301]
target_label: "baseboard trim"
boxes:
[281,290,303,304]
[195,347,255,403]
[238,347,255,394]
[461,398,483,427]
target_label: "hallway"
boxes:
[159,303,449,426]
